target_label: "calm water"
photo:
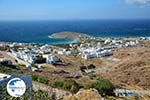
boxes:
[0,20,150,44]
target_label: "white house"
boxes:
[81,47,101,59]
[141,37,150,40]
[27,54,36,64]
[16,51,36,64]
[57,49,71,56]
[104,38,111,44]
[125,41,137,47]
[100,50,113,57]
[40,44,49,50]
[26,64,32,68]
[43,54,53,62]
[43,54,60,64]
[57,50,65,55]
[82,52,99,59]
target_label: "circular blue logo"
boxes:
[7,78,26,97]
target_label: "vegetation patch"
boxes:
[52,79,81,93]
[32,74,49,84]
[0,65,22,74]
[83,78,115,96]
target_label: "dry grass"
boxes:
[105,42,150,90]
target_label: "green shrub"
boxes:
[32,74,49,84]
[52,79,80,93]
[83,83,92,89]
[63,79,80,93]
[0,65,21,74]
[91,78,115,96]
[32,74,38,81]
[38,77,49,84]
[52,80,64,88]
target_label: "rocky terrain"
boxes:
[63,89,102,100]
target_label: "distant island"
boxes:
[48,31,94,44]
[49,32,81,41]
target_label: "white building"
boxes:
[82,52,99,59]
[125,41,137,47]
[100,50,113,57]
[43,54,60,64]
[57,48,71,56]
[104,38,111,44]
[82,49,112,59]
[57,50,66,55]
[10,49,36,64]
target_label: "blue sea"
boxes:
[0,20,150,44]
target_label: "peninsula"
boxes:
[49,32,81,41]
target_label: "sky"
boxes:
[0,0,150,20]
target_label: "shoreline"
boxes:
[49,31,150,39]
[0,31,150,44]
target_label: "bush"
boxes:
[63,79,80,93]
[38,77,49,84]
[82,78,115,96]
[32,74,49,84]
[32,74,38,81]
[52,80,64,88]
[52,79,81,93]
[32,89,51,100]
[0,65,20,74]
[91,78,115,96]
[83,83,92,89]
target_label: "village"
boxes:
[1,35,150,99]
[0,35,142,71]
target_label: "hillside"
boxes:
[105,41,150,90]
[63,89,102,100]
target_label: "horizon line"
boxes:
[0,18,150,21]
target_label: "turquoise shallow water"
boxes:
[0,20,150,44]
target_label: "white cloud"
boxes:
[125,0,150,5]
